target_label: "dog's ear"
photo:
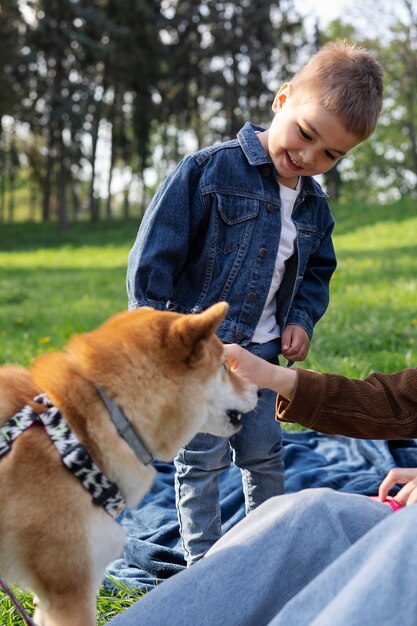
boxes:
[170,302,228,360]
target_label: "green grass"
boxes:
[1,200,415,373]
[0,219,138,364]
[303,197,417,376]
[0,198,416,623]
[0,579,147,625]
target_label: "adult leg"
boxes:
[107,489,389,626]
[174,433,231,565]
[268,504,417,626]
[232,339,285,512]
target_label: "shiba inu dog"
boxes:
[0,302,258,626]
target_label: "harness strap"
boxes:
[0,395,125,518]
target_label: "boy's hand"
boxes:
[281,325,310,362]
[378,467,417,506]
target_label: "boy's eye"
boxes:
[299,126,311,140]
[325,151,337,161]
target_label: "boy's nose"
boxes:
[300,148,315,168]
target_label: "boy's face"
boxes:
[263,83,360,188]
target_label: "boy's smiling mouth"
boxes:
[286,152,304,172]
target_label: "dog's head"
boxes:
[32,303,259,461]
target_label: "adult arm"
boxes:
[224,345,417,439]
[278,367,417,439]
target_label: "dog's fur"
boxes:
[0,303,258,626]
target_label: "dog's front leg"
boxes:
[33,590,96,626]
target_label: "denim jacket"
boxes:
[127,122,337,346]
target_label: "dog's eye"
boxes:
[222,361,229,371]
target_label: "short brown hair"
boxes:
[289,40,384,140]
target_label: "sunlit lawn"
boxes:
[1,200,416,374]
[304,198,417,376]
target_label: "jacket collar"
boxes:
[237,122,271,166]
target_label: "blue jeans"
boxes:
[108,489,417,626]
[174,338,285,565]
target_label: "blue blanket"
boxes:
[105,431,417,591]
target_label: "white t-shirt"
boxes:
[252,179,300,344]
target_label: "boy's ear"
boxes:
[272,83,290,112]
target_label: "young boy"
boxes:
[127,40,384,565]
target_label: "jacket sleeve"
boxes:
[285,214,337,338]
[276,367,417,439]
[127,156,204,310]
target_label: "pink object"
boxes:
[370,495,405,512]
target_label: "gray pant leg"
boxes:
[107,489,388,626]
[270,503,417,626]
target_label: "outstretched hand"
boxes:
[224,344,275,390]
[224,343,297,400]
[378,467,417,506]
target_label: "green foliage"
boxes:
[1,0,309,223]
[325,3,417,202]
[1,1,417,222]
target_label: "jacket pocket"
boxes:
[297,225,321,270]
[214,193,259,254]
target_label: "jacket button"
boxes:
[259,248,267,257]
[261,166,271,177]
[266,203,274,212]
[247,292,257,301]
[236,331,244,340]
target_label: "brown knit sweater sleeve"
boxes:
[276,367,417,439]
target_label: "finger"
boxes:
[284,346,308,361]
[394,482,416,504]
[282,347,297,360]
[281,332,293,353]
[395,477,417,504]
[405,488,417,506]
[378,468,417,500]
[378,470,400,501]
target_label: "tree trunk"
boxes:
[106,94,118,219]
[29,185,37,221]
[42,148,53,222]
[0,172,5,222]
[323,164,343,200]
[89,95,104,222]
[123,186,130,218]
[7,170,15,222]
[57,141,68,231]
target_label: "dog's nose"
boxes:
[226,409,241,426]
[257,389,262,398]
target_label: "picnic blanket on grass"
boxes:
[105,430,417,592]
